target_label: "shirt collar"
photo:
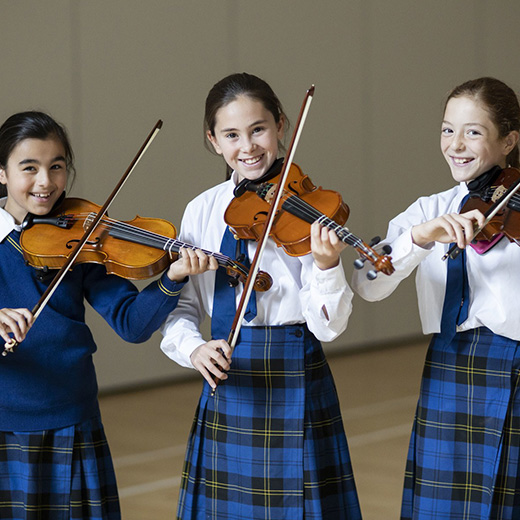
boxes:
[0,198,20,241]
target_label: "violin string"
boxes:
[264,184,355,245]
[280,193,372,253]
[71,213,241,272]
[104,218,238,267]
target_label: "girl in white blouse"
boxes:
[353,77,520,520]
[161,73,362,520]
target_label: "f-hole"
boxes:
[66,237,101,249]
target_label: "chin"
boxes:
[238,170,266,182]
[29,202,56,215]
[450,167,481,184]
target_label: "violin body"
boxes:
[225,163,349,256]
[463,167,520,243]
[21,198,176,280]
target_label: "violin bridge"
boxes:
[492,184,508,203]
[83,212,97,231]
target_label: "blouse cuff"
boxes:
[163,335,205,369]
[311,261,348,294]
[391,229,432,268]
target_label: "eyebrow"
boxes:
[18,155,67,166]
[219,119,268,133]
[442,119,488,129]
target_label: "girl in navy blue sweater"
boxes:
[0,111,216,520]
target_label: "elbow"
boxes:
[118,330,153,344]
[354,290,380,303]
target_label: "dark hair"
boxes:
[0,111,76,197]
[204,73,289,178]
[445,77,520,168]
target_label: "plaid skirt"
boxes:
[0,415,120,520]
[402,327,520,520]
[177,324,361,520]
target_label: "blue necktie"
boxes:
[440,196,470,342]
[211,226,257,340]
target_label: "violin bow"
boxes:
[213,85,315,392]
[442,174,520,261]
[3,120,163,356]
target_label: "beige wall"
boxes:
[2,0,520,390]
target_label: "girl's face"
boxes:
[0,137,68,224]
[441,95,518,183]
[207,95,284,182]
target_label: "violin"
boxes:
[20,197,272,290]
[224,160,394,279]
[443,166,520,260]
[462,166,520,242]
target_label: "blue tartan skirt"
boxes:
[402,327,520,520]
[0,415,120,520]
[177,324,361,520]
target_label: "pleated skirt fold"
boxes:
[0,415,120,520]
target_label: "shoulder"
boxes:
[184,179,235,215]
[399,185,462,221]
[179,179,234,243]
[0,205,16,241]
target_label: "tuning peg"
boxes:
[353,258,365,270]
[370,236,392,255]
[227,277,239,288]
[367,270,377,280]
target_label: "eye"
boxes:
[22,165,37,172]
[467,129,482,137]
[225,132,238,140]
[50,163,65,170]
[441,127,453,136]
[252,126,265,135]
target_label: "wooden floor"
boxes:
[99,339,427,520]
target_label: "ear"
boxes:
[206,131,222,155]
[504,130,520,155]
[0,167,7,186]
[276,115,285,141]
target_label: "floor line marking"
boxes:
[116,422,413,498]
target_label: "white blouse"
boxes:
[352,182,520,341]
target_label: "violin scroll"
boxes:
[353,236,393,280]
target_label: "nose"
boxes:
[450,132,465,152]
[240,136,256,154]
[35,169,52,186]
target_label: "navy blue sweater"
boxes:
[0,231,185,431]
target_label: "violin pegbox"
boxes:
[353,236,393,280]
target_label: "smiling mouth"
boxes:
[240,154,264,166]
[452,157,473,165]
[31,193,52,200]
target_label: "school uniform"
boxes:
[352,180,520,519]
[160,173,361,520]
[0,200,186,520]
